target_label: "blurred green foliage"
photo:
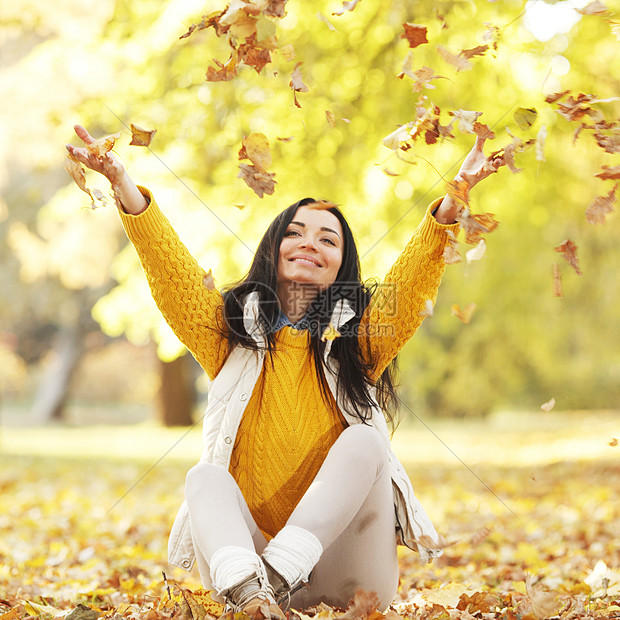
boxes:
[1,0,618,417]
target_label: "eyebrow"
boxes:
[290,220,341,238]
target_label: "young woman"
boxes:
[67,125,500,619]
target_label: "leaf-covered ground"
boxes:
[1,412,618,619]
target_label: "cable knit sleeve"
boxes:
[360,198,460,382]
[117,186,229,380]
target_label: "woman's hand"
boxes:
[66,125,148,215]
[434,135,503,224]
[66,125,125,185]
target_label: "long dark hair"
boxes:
[219,198,399,426]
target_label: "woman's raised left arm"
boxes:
[361,136,503,380]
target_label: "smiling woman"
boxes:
[66,124,501,619]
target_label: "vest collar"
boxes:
[242,291,357,357]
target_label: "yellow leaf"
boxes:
[514,107,538,130]
[321,323,340,342]
[451,302,476,324]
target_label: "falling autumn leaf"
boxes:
[317,12,338,32]
[446,179,470,208]
[586,185,616,224]
[64,155,89,195]
[473,121,496,140]
[577,0,608,15]
[419,299,434,318]
[443,239,462,265]
[451,302,476,324]
[437,46,471,72]
[289,62,309,107]
[465,239,486,264]
[513,107,538,130]
[129,124,157,147]
[450,110,483,134]
[554,239,582,275]
[594,165,620,180]
[238,164,276,198]
[332,0,362,16]
[400,23,428,49]
[461,44,489,60]
[202,269,216,290]
[410,66,445,92]
[311,199,338,210]
[536,125,547,161]
[326,110,336,128]
[206,57,237,82]
[541,397,556,413]
[610,438,618,447]
[238,133,272,172]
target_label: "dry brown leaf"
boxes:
[451,302,476,324]
[202,270,216,290]
[206,57,237,82]
[446,179,470,208]
[461,44,489,60]
[86,132,120,158]
[337,589,380,619]
[443,241,462,265]
[326,110,336,128]
[64,155,89,195]
[411,66,445,92]
[450,110,483,134]
[552,262,563,297]
[457,210,499,245]
[238,133,272,172]
[332,0,362,16]
[544,90,570,104]
[129,124,157,147]
[473,121,496,140]
[401,23,428,49]
[554,239,582,275]
[541,397,556,413]
[238,38,272,74]
[594,165,620,180]
[317,12,338,32]
[238,164,276,198]
[289,62,309,108]
[610,438,618,447]
[525,575,562,620]
[470,527,491,547]
[457,590,499,614]
[586,185,617,224]
[437,45,471,72]
[577,0,608,15]
[311,199,338,210]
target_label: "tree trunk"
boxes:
[157,352,196,427]
[31,315,88,424]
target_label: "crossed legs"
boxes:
[184,424,399,611]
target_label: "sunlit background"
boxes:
[1,0,618,434]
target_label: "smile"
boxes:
[291,257,321,267]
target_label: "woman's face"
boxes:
[277,204,344,293]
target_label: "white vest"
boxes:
[167,293,441,570]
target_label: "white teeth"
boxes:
[292,258,319,266]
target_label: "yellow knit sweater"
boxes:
[119,188,458,539]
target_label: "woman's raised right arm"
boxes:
[66,125,229,379]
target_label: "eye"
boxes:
[284,230,300,237]
[322,238,336,246]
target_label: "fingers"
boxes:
[74,124,95,144]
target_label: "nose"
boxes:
[299,235,318,251]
